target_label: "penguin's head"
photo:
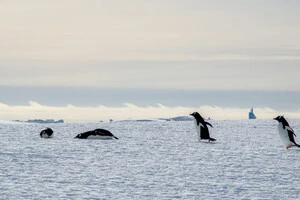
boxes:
[190,112,206,126]
[273,116,285,122]
[189,112,201,119]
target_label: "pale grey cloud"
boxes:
[0,62,299,90]
[1,1,300,121]
[0,0,300,91]
[0,0,300,61]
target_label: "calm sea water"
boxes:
[0,119,299,199]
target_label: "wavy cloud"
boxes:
[0,101,299,122]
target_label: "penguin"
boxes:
[75,129,118,140]
[273,116,300,149]
[40,128,54,138]
[189,112,216,142]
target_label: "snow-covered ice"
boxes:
[0,119,299,199]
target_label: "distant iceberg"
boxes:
[168,116,194,121]
[158,116,194,121]
[14,119,64,123]
[248,107,256,119]
[115,116,194,122]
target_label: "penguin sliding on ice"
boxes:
[273,116,300,149]
[75,129,118,140]
[190,112,216,142]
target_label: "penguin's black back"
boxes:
[200,126,210,139]
[75,129,118,139]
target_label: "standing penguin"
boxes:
[190,112,216,142]
[40,128,54,138]
[273,116,300,149]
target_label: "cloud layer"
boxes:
[1,0,300,62]
[1,1,300,91]
[0,101,299,122]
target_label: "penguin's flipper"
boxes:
[205,122,213,127]
[286,126,295,136]
[287,130,297,144]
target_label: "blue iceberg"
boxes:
[248,107,256,119]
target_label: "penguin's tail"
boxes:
[113,135,119,140]
[209,137,216,142]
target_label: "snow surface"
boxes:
[0,119,300,199]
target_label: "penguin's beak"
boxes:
[189,114,193,116]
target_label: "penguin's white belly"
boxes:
[41,134,53,138]
[277,124,294,149]
[193,120,201,141]
[86,135,113,140]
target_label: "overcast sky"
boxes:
[1,0,300,121]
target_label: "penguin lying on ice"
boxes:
[40,128,54,138]
[75,129,118,140]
